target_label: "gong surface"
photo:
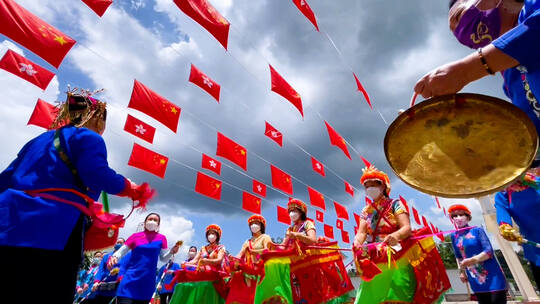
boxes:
[384,93,538,198]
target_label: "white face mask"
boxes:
[207,233,217,243]
[250,224,261,234]
[453,215,470,228]
[145,220,159,232]
[366,187,383,200]
[289,211,300,222]
[188,251,197,258]
[92,258,102,265]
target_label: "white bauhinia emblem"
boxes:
[257,185,263,192]
[19,63,37,76]
[300,0,306,6]
[135,124,146,134]
[209,160,217,168]
[202,76,213,88]
[270,131,280,138]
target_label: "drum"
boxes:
[384,93,538,198]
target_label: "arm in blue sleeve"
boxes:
[69,129,126,195]
[494,191,513,225]
[493,8,540,71]
[476,228,494,257]
[450,234,463,259]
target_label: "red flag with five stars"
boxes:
[311,157,325,176]
[292,0,319,31]
[429,222,436,234]
[27,99,58,129]
[324,121,351,160]
[333,201,349,220]
[353,72,372,109]
[252,179,266,197]
[324,224,334,239]
[81,0,113,17]
[341,230,350,243]
[353,213,360,226]
[173,0,230,50]
[344,181,354,197]
[128,143,169,178]
[271,164,293,195]
[277,205,291,225]
[188,64,221,102]
[316,210,324,222]
[422,215,429,228]
[124,114,156,144]
[443,207,447,216]
[412,207,421,226]
[0,49,55,90]
[242,191,261,214]
[0,0,76,68]
[434,197,441,209]
[336,219,343,230]
[398,195,410,214]
[201,153,221,175]
[307,186,325,210]
[195,171,222,200]
[128,80,181,133]
[264,121,283,147]
[269,65,303,118]
[216,132,247,170]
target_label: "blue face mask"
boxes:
[114,243,122,251]
[453,0,502,49]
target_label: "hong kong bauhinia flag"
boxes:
[0,0,76,68]
[344,181,354,197]
[128,143,169,178]
[269,65,303,118]
[264,121,283,147]
[201,153,221,175]
[0,49,55,90]
[316,210,324,222]
[189,64,220,102]
[123,114,156,144]
[173,0,230,50]
[324,121,351,160]
[216,132,247,170]
[253,179,266,197]
[195,171,222,200]
[311,157,325,176]
[292,0,319,31]
[271,164,293,195]
[128,80,181,133]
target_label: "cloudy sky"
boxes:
[0,0,510,259]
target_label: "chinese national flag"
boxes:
[195,172,222,200]
[311,157,325,176]
[27,99,59,129]
[341,230,350,243]
[398,195,410,214]
[216,132,247,170]
[277,205,291,225]
[201,153,221,175]
[0,0,76,68]
[412,207,421,225]
[264,121,283,147]
[436,227,445,241]
[443,207,447,216]
[0,49,55,90]
[353,213,360,226]
[353,72,372,109]
[324,121,351,160]
[316,210,324,222]
[128,80,181,133]
[173,0,230,50]
[188,64,220,102]
[82,0,113,17]
[269,65,303,118]
[333,201,349,220]
[292,0,319,31]
[128,143,169,178]
[252,179,266,197]
[336,219,343,230]
[422,215,429,228]
[271,164,293,195]
[324,224,334,239]
[307,186,325,210]
[344,181,354,197]
[242,191,261,214]
[435,197,441,209]
[429,222,436,234]
[124,114,156,144]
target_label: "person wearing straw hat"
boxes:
[0,89,155,303]
[494,166,540,287]
[283,199,317,245]
[448,204,507,304]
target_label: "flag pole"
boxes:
[101,191,109,213]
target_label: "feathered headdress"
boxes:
[360,164,391,196]
[51,87,106,129]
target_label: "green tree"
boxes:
[436,235,458,269]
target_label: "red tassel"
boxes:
[359,258,382,281]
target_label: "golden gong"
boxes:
[384,93,538,198]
